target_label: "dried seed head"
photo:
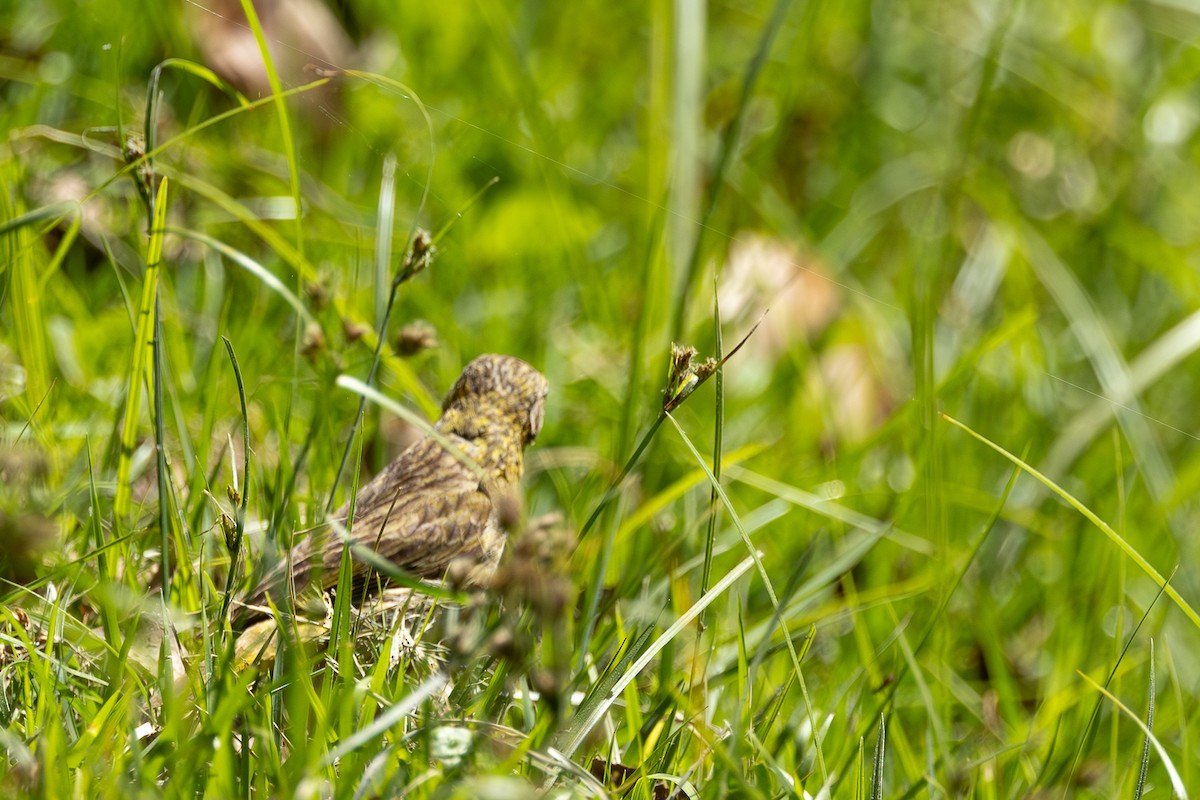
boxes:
[304,279,330,311]
[122,132,158,204]
[343,318,368,343]
[219,512,237,551]
[664,342,698,410]
[395,320,438,356]
[445,557,474,590]
[301,324,326,361]
[397,228,436,282]
[664,342,720,411]
[494,488,523,533]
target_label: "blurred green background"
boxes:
[3,0,1200,795]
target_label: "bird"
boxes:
[238,354,548,624]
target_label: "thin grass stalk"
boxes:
[1077,673,1186,798]
[153,290,171,599]
[326,91,436,509]
[1134,641,1155,799]
[575,412,666,671]
[701,281,723,605]
[556,552,757,759]
[218,337,250,631]
[668,0,792,342]
[1061,572,1172,793]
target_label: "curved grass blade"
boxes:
[323,672,448,766]
[1061,569,1172,793]
[555,551,757,759]
[0,200,78,238]
[1077,671,1184,799]
[170,228,317,327]
[236,0,303,255]
[942,413,1200,629]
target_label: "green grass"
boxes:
[3,1,1200,796]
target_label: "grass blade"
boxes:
[942,413,1200,629]
[1134,640,1155,800]
[1077,671,1184,799]
[555,551,757,759]
[115,177,169,515]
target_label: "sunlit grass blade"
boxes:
[323,672,448,765]
[725,465,931,554]
[575,409,668,672]
[115,177,169,516]
[170,228,317,327]
[555,552,757,759]
[373,153,397,326]
[1,174,52,417]
[668,411,829,781]
[1044,308,1200,479]
[616,442,765,542]
[942,412,1200,629]
[1063,568,1172,792]
[1077,670,1184,799]
[237,0,303,255]
[1016,221,1172,498]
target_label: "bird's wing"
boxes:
[243,434,494,616]
[338,435,496,582]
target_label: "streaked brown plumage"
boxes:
[240,354,548,621]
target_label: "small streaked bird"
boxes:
[240,354,548,622]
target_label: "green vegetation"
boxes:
[2,0,1199,796]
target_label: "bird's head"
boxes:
[438,354,548,448]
